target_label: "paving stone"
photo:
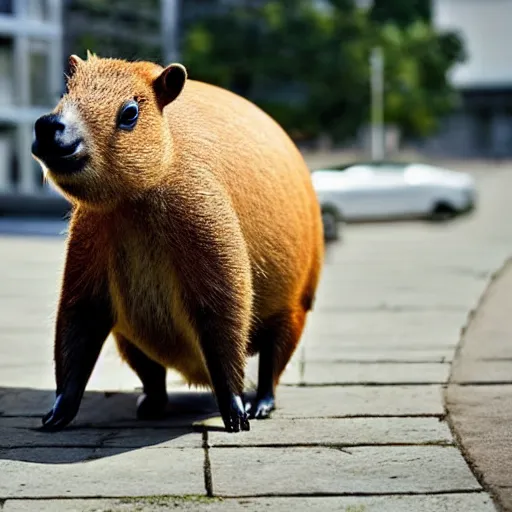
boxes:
[273,385,445,417]
[101,429,202,449]
[272,360,302,385]
[0,335,187,390]
[0,447,204,498]
[299,343,455,363]
[0,388,56,416]
[314,277,484,312]
[209,446,481,496]
[0,388,220,425]
[300,362,450,385]
[207,417,452,447]
[0,385,446,422]
[0,417,201,448]
[2,494,497,512]
[300,310,468,340]
[0,418,106,448]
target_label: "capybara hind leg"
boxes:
[248,308,306,419]
[115,334,168,420]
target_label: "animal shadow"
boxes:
[0,386,242,465]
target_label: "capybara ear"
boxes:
[153,63,187,110]
[68,54,83,75]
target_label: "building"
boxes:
[424,0,512,158]
[0,0,63,202]
[63,0,161,66]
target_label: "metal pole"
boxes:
[370,46,384,161]
[161,0,180,64]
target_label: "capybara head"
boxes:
[32,52,187,209]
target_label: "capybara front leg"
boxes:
[41,294,113,431]
[195,305,250,433]
[43,250,113,431]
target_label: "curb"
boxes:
[444,255,512,512]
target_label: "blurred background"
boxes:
[0,0,509,217]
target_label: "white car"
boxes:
[312,161,477,240]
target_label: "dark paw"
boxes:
[41,393,79,432]
[221,395,250,433]
[246,395,275,419]
[136,392,168,420]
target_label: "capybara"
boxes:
[31,53,324,432]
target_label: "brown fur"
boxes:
[41,53,323,425]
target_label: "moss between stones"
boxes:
[116,495,222,509]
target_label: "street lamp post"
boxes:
[370,46,385,161]
[161,0,180,64]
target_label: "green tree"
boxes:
[371,22,455,137]
[182,0,465,143]
[183,0,373,141]
[370,7,465,138]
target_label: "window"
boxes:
[326,161,408,172]
[0,38,14,106]
[0,0,13,15]
[0,124,15,191]
[473,107,492,155]
[28,39,51,107]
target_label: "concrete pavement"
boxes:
[2,165,512,510]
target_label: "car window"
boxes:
[316,162,408,173]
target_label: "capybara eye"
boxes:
[117,100,139,131]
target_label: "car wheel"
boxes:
[322,210,340,241]
[429,202,457,222]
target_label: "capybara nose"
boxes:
[34,114,65,143]
[32,113,87,175]
[32,114,80,159]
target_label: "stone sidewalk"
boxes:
[2,166,512,511]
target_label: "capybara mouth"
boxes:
[33,141,89,176]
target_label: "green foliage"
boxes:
[377,21,465,137]
[68,0,465,144]
[370,0,431,27]
[183,1,373,141]
[182,0,465,143]
[344,506,366,512]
